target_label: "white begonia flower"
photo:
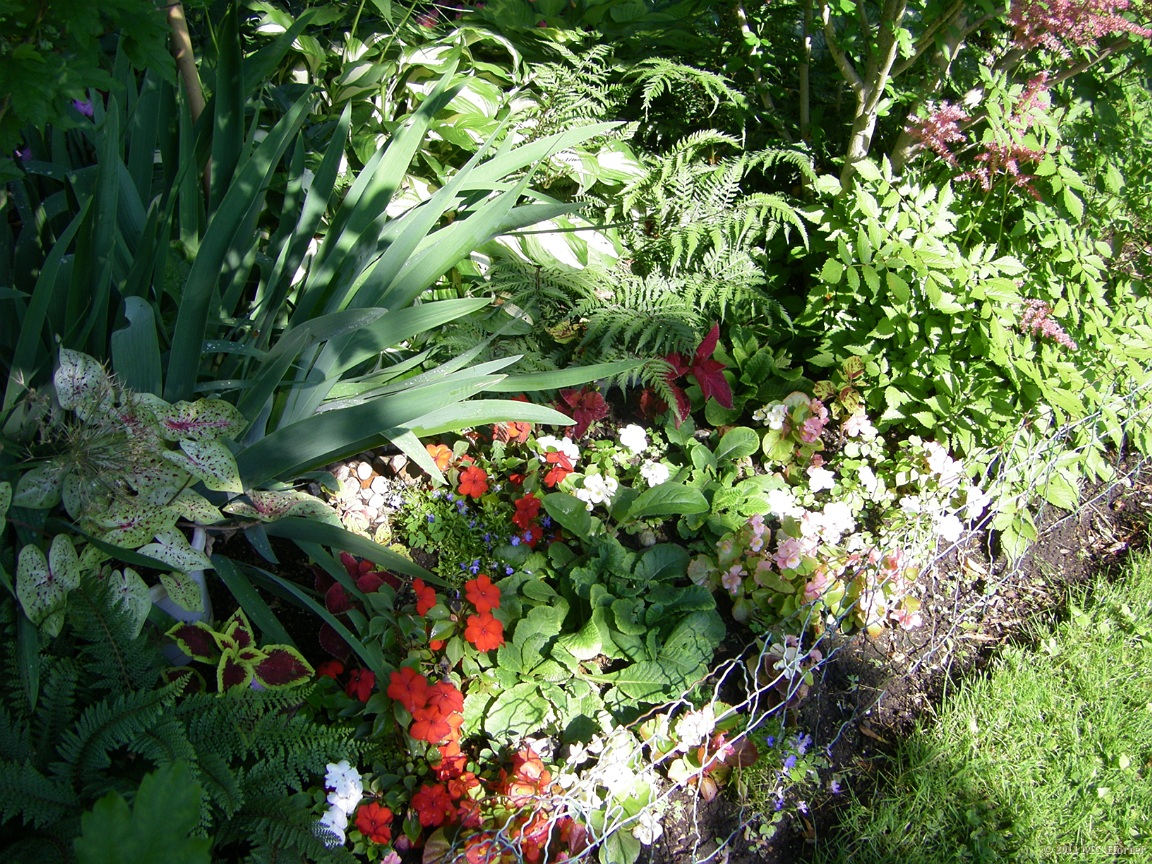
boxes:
[316,805,349,848]
[639,461,670,487]
[857,464,878,494]
[766,487,802,518]
[753,402,790,430]
[935,512,964,543]
[843,412,878,440]
[963,484,992,520]
[807,465,837,493]
[674,705,716,752]
[632,808,664,845]
[618,424,648,454]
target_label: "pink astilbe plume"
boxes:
[1019,299,1079,350]
[905,101,970,167]
[1011,0,1152,54]
[960,140,1048,198]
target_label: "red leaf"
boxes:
[319,622,353,662]
[254,647,315,688]
[218,651,253,691]
[692,357,733,409]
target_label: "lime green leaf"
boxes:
[95,500,179,548]
[483,682,549,740]
[110,568,151,638]
[13,462,65,509]
[714,427,759,463]
[886,271,911,304]
[55,348,110,418]
[139,530,212,573]
[158,571,204,615]
[153,399,247,442]
[16,535,80,626]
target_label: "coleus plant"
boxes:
[166,608,315,691]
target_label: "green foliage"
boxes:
[0,581,359,864]
[75,762,210,864]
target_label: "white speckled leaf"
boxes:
[13,462,65,509]
[55,349,110,418]
[172,488,226,525]
[162,440,242,493]
[127,458,190,504]
[111,567,151,637]
[0,481,9,532]
[79,542,109,573]
[62,475,112,521]
[224,489,340,524]
[95,500,179,548]
[154,399,247,442]
[158,571,203,614]
[139,530,213,572]
[16,535,80,626]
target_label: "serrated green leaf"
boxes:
[555,615,602,661]
[886,271,911,304]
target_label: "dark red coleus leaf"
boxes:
[662,323,733,424]
[325,582,354,615]
[555,387,608,438]
[254,646,315,688]
[167,622,220,663]
[319,622,353,662]
[218,650,253,691]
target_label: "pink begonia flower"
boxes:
[803,569,833,604]
[843,412,877,439]
[722,565,745,595]
[891,606,923,630]
[774,537,804,570]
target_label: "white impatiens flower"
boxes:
[766,487,802,518]
[857,464,879,494]
[674,705,716,751]
[576,473,619,510]
[618,424,648,455]
[639,461,670,487]
[324,759,363,817]
[806,465,837,493]
[316,806,349,848]
[935,512,964,543]
[843,412,878,440]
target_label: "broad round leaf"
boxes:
[55,348,111,418]
[153,399,247,442]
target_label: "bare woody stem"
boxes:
[166,1,211,199]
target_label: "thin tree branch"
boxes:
[819,0,864,97]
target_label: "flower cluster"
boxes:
[316,760,365,847]
[1019,298,1079,350]
[1010,0,1152,54]
[905,100,970,167]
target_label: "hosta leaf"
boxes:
[140,531,212,573]
[167,621,221,663]
[110,568,151,638]
[95,500,179,548]
[153,399,248,442]
[16,535,80,626]
[13,462,66,509]
[159,571,204,614]
[163,440,243,493]
[55,348,111,418]
[253,646,314,688]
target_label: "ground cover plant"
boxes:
[2,0,1152,862]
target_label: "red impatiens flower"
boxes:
[555,386,608,438]
[412,578,437,616]
[355,802,393,845]
[458,465,489,499]
[425,681,465,717]
[411,782,456,827]
[464,612,505,652]
[345,668,376,701]
[511,493,542,531]
[315,660,344,680]
[387,666,430,713]
[508,472,526,486]
[663,322,733,425]
[410,712,452,744]
[542,451,574,488]
[464,574,501,614]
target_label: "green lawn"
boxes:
[815,550,1152,864]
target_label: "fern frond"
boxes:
[0,758,79,829]
[630,59,745,119]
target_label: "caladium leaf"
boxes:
[153,399,247,442]
[13,462,66,509]
[172,488,226,525]
[62,474,112,521]
[158,571,204,614]
[79,542,110,573]
[218,648,255,691]
[110,567,151,638]
[16,535,80,627]
[55,348,111,419]
[223,489,340,524]
[128,458,192,504]
[142,531,213,573]
[95,500,180,548]
[166,620,221,663]
[0,481,9,532]
[162,440,243,494]
[254,646,314,688]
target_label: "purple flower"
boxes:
[765,736,776,747]
[469,560,481,575]
[829,779,842,795]
[541,516,552,528]
[14,145,30,162]
[483,533,492,543]
[505,566,514,575]
[426,514,435,523]
[72,99,94,118]
[783,755,797,771]
[510,536,521,547]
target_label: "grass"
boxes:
[813,549,1152,864]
